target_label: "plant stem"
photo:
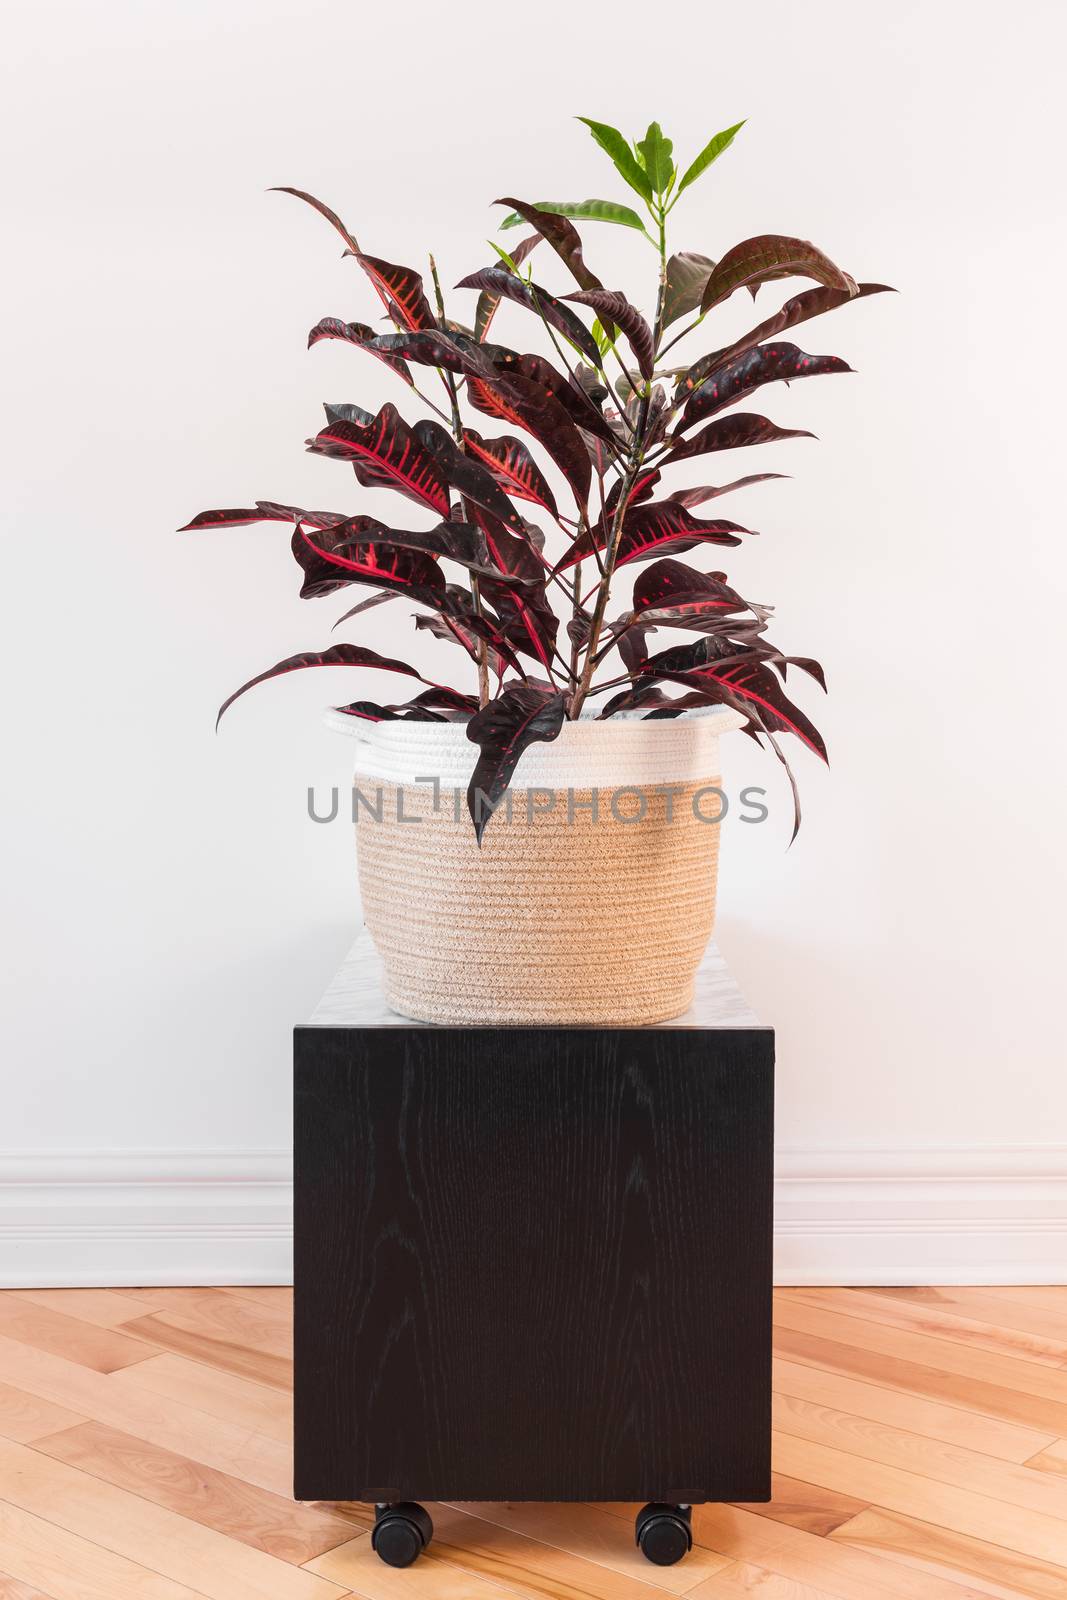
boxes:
[430,253,490,708]
[570,207,670,719]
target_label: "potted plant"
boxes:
[183,116,890,1025]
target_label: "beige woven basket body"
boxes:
[330,709,745,1026]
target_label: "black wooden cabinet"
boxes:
[294,937,773,1509]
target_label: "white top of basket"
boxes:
[324,704,747,788]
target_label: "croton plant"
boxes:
[183,117,890,839]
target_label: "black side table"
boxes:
[294,932,773,1568]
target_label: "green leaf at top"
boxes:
[676,120,746,197]
[577,117,654,205]
[636,122,674,196]
[499,198,648,234]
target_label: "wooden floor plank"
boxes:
[0,1383,85,1446]
[119,1307,292,1393]
[119,1292,291,1356]
[0,1576,57,1600]
[772,1430,1067,1565]
[774,1326,1067,1436]
[442,1501,733,1593]
[111,1351,291,1442]
[960,1288,1067,1315]
[861,1287,1067,1347]
[0,1331,291,1496]
[731,1472,868,1535]
[772,1356,1056,1462]
[1025,1439,1067,1477]
[8,1291,156,1331]
[0,1298,153,1376]
[774,1298,1067,1406]
[685,1561,864,1599]
[832,1505,1067,1600]
[652,1502,992,1600]
[0,1435,345,1600]
[782,1287,1067,1367]
[772,1393,1067,1520]
[223,1288,293,1311]
[34,1420,353,1565]
[0,1499,208,1600]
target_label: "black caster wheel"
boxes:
[371,1501,434,1567]
[635,1502,693,1566]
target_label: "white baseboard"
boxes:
[1,1146,1064,1288]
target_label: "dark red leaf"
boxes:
[455,267,600,365]
[292,524,446,603]
[271,188,413,329]
[475,233,542,342]
[564,289,654,380]
[677,343,852,433]
[613,502,755,568]
[412,420,529,532]
[307,318,414,385]
[464,504,558,672]
[179,504,308,533]
[462,429,559,518]
[465,370,591,508]
[494,198,604,292]
[466,685,567,843]
[331,591,398,629]
[683,282,894,386]
[663,411,815,465]
[217,644,432,728]
[666,475,787,508]
[700,235,858,314]
[556,467,663,571]
[326,513,534,585]
[334,686,478,723]
[555,498,754,575]
[414,586,517,681]
[307,402,450,515]
[352,254,437,331]
[662,252,715,328]
[630,559,751,625]
[640,638,827,761]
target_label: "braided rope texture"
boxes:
[354,773,727,1026]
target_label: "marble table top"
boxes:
[308,927,763,1030]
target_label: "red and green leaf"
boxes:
[466,684,567,842]
[307,402,450,515]
[700,235,858,314]
[677,343,852,432]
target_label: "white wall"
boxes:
[3,0,1065,1284]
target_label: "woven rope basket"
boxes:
[328,708,746,1026]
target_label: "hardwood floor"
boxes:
[0,1286,1065,1598]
